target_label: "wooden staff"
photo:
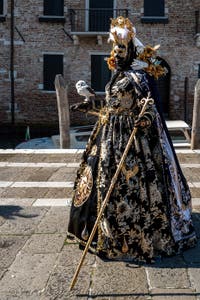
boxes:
[69,95,154,291]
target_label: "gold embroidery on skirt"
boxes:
[90,144,97,156]
[74,165,93,207]
[122,236,129,253]
[122,164,139,182]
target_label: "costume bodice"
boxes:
[105,69,150,110]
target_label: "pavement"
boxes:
[0,149,200,300]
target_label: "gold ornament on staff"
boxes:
[69,93,154,291]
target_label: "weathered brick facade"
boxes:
[0,0,199,133]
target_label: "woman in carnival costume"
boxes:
[68,16,196,263]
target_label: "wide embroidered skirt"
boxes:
[68,70,196,262]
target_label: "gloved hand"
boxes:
[134,116,151,128]
[70,101,92,113]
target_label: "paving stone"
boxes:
[27,167,57,181]
[182,168,200,182]
[0,198,36,206]
[192,210,200,238]
[150,288,197,299]
[41,244,95,300]
[21,233,66,254]
[0,294,41,300]
[188,267,200,293]
[177,153,200,164]
[0,268,6,280]
[0,252,58,299]
[0,154,35,162]
[190,187,200,198]
[183,240,200,264]
[0,206,49,235]
[0,187,48,198]
[36,207,70,234]
[90,256,149,299]
[43,187,73,198]
[145,264,190,289]
[30,154,82,163]
[48,167,77,181]
[0,235,29,269]
[0,167,25,181]
[0,154,24,162]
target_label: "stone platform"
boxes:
[0,149,200,299]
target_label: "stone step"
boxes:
[0,196,200,207]
[0,183,200,200]
[0,149,200,164]
[0,186,73,199]
[0,163,199,181]
[0,164,78,182]
[0,149,199,205]
[176,150,200,163]
[0,150,83,163]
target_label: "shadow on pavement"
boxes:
[0,206,39,219]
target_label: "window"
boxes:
[91,55,111,92]
[44,0,64,16]
[0,0,3,15]
[141,0,168,23]
[39,0,65,22]
[0,0,6,21]
[88,0,113,31]
[198,64,200,79]
[43,54,63,91]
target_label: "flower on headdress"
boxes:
[107,56,116,70]
[137,44,167,79]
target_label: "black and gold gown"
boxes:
[68,69,197,262]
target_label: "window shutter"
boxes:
[91,55,111,92]
[43,55,63,91]
[90,0,113,9]
[0,0,3,15]
[44,0,64,16]
[144,0,165,17]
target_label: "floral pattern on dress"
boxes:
[68,69,197,262]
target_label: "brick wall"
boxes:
[0,0,199,130]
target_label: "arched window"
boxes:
[156,58,171,117]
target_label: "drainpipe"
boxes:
[10,0,15,127]
[195,10,199,34]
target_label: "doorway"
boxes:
[156,58,171,117]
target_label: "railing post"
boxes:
[191,79,200,149]
[55,74,70,149]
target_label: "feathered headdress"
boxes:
[107,16,144,70]
[107,16,167,79]
[108,16,136,47]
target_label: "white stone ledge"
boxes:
[1,149,200,154]
[0,149,84,154]
[0,162,80,168]
[10,181,74,188]
[1,197,199,207]
[33,198,72,206]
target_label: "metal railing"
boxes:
[69,9,129,32]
